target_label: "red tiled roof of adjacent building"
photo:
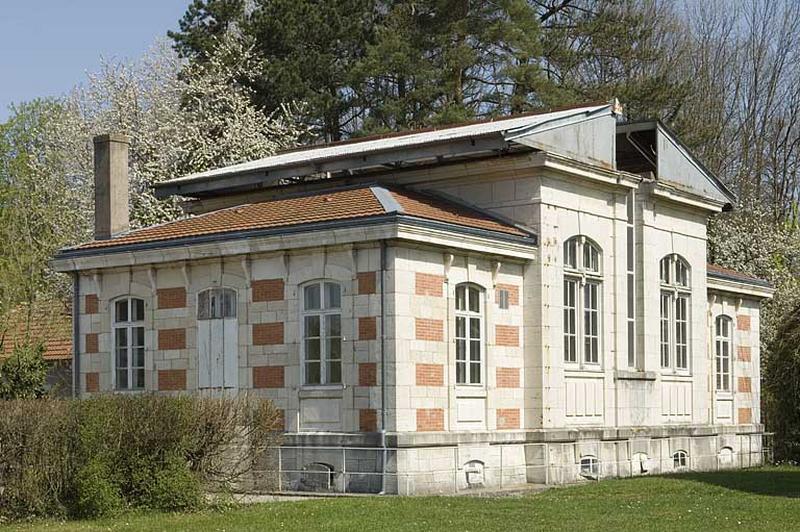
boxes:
[1,303,72,361]
[707,263,772,287]
[68,185,531,252]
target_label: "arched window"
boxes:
[659,254,691,372]
[113,296,145,390]
[718,447,734,467]
[715,315,733,392]
[302,281,342,385]
[455,284,484,385]
[672,450,688,468]
[197,287,236,320]
[563,236,602,365]
[580,455,600,479]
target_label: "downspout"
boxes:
[379,240,388,494]
[72,272,80,398]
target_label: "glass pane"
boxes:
[326,337,342,360]
[117,369,128,390]
[627,274,634,318]
[470,362,480,384]
[132,299,144,322]
[456,339,466,361]
[116,347,128,368]
[223,289,237,318]
[134,347,145,368]
[134,369,145,389]
[626,227,634,271]
[304,284,320,310]
[564,239,577,269]
[326,314,341,337]
[198,291,209,320]
[470,340,480,361]
[469,318,480,339]
[627,322,635,367]
[498,289,509,309]
[324,282,341,309]
[115,300,128,323]
[209,292,219,319]
[455,285,466,311]
[468,288,479,313]
[134,327,144,348]
[305,315,320,338]
[305,362,321,385]
[660,258,670,284]
[305,339,320,360]
[456,361,466,384]
[115,327,127,348]
[456,316,466,338]
[327,361,342,384]
[583,243,599,272]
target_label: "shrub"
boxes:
[73,461,123,518]
[0,342,48,399]
[0,394,282,520]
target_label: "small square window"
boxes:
[497,289,510,309]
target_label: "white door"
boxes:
[198,288,238,389]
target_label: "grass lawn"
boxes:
[6,466,800,531]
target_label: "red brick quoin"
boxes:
[415,318,443,341]
[157,287,186,309]
[253,322,284,345]
[252,279,284,302]
[416,408,444,431]
[416,363,444,386]
[158,369,186,391]
[357,272,377,295]
[85,294,99,314]
[253,366,284,388]
[415,273,444,297]
[158,328,186,350]
[358,363,377,386]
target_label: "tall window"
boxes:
[114,297,145,390]
[455,284,483,384]
[626,191,637,368]
[659,255,691,372]
[302,281,342,385]
[715,315,733,392]
[563,236,602,365]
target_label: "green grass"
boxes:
[6,466,800,531]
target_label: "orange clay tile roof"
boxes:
[707,263,772,287]
[1,302,72,361]
[68,185,531,252]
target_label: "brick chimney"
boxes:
[93,133,130,240]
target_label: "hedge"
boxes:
[0,394,282,519]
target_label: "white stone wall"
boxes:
[77,244,388,434]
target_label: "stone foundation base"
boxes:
[275,424,768,495]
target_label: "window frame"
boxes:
[563,236,603,369]
[714,315,733,393]
[579,455,600,479]
[300,280,343,387]
[455,283,485,386]
[659,254,692,374]
[672,450,689,469]
[112,296,146,391]
[197,287,237,320]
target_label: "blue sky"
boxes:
[0,1,189,121]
